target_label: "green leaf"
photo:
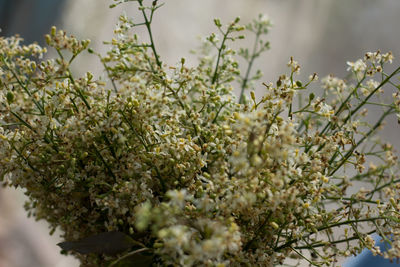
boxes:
[214,18,222,27]
[57,231,136,255]
[6,92,14,104]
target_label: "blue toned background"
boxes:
[0,0,65,44]
[343,235,400,267]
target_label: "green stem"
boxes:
[211,28,230,85]
[238,32,260,104]
[138,0,162,68]
[294,229,376,250]
[318,76,365,137]
[119,109,167,193]
[109,247,150,267]
[2,58,45,114]
[67,72,91,110]
[341,65,400,127]
[325,196,379,204]
[328,107,393,176]
[367,178,400,197]
[92,144,117,182]
[10,111,35,132]
[290,246,321,266]
[274,216,386,252]
[100,57,118,93]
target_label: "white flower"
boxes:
[167,189,190,208]
[322,75,347,93]
[366,79,379,90]
[347,59,367,73]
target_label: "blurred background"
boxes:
[1,0,400,266]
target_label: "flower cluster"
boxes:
[1,1,400,266]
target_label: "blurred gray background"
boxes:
[1,0,400,266]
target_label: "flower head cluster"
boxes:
[1,1,400,266]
